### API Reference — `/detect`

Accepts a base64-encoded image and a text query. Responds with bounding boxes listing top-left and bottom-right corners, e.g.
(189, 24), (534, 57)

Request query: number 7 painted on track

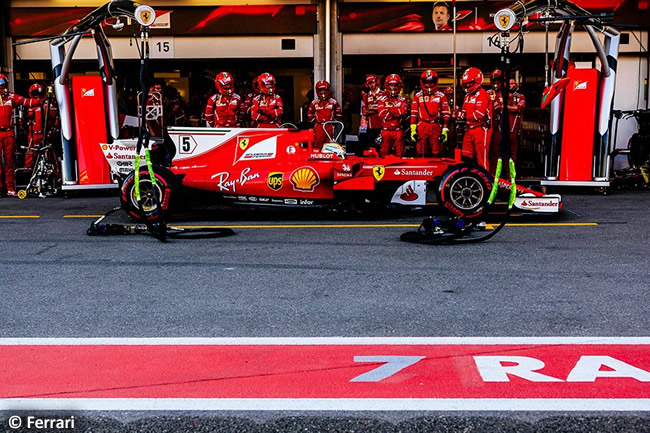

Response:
(350, 356), (426, 382)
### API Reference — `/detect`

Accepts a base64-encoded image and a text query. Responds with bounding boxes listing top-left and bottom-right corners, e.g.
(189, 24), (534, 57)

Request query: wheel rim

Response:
(449, 175), (484, 210)
(129, 178), (163, 213)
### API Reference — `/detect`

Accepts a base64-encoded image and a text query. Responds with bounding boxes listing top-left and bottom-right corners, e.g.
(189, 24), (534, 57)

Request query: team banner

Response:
(339, 0), (650, 33)
(9, 5), (317, 37)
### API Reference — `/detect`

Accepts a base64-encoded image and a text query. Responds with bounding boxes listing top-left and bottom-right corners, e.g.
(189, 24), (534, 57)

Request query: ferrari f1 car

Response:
(116, 124), (561, 221)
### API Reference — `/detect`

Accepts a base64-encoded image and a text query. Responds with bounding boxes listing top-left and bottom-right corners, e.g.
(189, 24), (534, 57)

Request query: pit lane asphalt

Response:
(1, 189), (649, 432)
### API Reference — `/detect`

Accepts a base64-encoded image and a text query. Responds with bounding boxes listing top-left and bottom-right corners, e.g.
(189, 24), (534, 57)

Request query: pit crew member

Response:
(205, 72), (243, 128)
(24, 83), (58, 170)
(145, 82), (164, 138)
(410, 70), (450, 157)
(506, 77), (526, 165)
(361, 74), (384, 153)
(460, 67), (492, 170)
(0, 73), (44, 196)
(164, 86), (189, 127)
(251, 73), (283, 128)
(377, 74), (408, 157)
(307, 80), (342, 150)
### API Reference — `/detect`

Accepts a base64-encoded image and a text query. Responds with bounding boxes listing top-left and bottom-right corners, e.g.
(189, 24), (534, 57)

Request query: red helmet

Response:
(29, 83), (45, 98)
(420, 70), (439, 94)
(462, 67), (484, 94)
(150, 83), (163, 93)
(215, 72), (235, 96)
(0, 73), (8, 93)
(365, 74), (378, 88)
(259, 72), (276, 95)
(385, 74), (402, 97)
(252, 75), (261, 93)
(489, 69), (503, 90)
(315, 80), (331, 100)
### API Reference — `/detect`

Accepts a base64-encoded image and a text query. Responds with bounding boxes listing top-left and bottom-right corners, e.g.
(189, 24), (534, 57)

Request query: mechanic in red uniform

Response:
(361, 74), (384, 153)
(0, 74), (43, 196)
(251, 73), (283, 128)
(506, 77), (526, 164)
(307, 80), (342, 150)
(460, 67), (492, 170)
(205, 72), (243, 128)
(164, 86), (189, 127)
(410, 70), (450, 157)
(23, 83), (48, 170)
(145, 83), (164, 138)
(377, 74), (408, 158)
(487, 69), (505, 173)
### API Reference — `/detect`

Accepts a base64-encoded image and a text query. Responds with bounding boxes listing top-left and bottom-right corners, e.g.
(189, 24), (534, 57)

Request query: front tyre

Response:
(120, 166), (176, 221)
(437, 165), (492, 220)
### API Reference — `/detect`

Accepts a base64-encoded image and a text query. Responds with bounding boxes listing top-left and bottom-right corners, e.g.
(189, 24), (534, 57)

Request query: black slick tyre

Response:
(437, 164), (492, 220)
(120, 166), (176, 221)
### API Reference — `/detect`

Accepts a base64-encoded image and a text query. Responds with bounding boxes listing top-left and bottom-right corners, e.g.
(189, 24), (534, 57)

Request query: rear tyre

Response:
(437, 165), (492, 220)
(120, 165), (176, 221)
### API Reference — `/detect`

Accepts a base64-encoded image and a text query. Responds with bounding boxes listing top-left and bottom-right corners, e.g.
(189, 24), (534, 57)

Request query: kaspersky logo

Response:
(81, 88), (95, 97)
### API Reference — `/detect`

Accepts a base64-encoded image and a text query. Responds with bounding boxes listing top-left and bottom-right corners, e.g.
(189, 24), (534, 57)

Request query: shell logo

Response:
(290, 167), (320, 192)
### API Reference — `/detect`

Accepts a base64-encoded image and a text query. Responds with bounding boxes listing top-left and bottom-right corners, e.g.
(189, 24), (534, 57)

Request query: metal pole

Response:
(452, 0), (457, 101)
(325, 0), (331, 83)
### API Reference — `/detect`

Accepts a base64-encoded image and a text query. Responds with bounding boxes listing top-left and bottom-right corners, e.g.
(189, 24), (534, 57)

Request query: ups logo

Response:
(267, 172), (283, 191)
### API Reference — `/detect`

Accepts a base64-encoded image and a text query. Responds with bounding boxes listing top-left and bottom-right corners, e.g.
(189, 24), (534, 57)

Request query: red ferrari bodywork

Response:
(165, 126), (457, 208)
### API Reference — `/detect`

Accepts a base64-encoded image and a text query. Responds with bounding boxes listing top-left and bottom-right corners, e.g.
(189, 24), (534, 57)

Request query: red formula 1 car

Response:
(118, 124), (560, 221)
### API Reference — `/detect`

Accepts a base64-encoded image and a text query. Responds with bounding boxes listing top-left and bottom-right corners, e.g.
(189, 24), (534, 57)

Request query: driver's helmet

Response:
(462, 67), (484, 94)
(215, 72), (235, 96)
(29, 83), (45, 99)
(385, 73), (403, 97)
(420, 69), (439, 95)
(259, 72), (276, 95)
(321, 142), (346, 159)
(315, 80), (331, 100)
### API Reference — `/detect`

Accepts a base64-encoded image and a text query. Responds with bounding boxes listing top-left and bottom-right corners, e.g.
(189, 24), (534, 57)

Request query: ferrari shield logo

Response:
(239, 138), (250, 151)
(373, 165), (385, 181)
(494, 8), (516, 31)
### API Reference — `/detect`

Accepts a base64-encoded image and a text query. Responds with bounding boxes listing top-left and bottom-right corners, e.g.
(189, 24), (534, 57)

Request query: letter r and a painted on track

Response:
(350, 355), (650, 383)
(474, 355), (650, 383)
